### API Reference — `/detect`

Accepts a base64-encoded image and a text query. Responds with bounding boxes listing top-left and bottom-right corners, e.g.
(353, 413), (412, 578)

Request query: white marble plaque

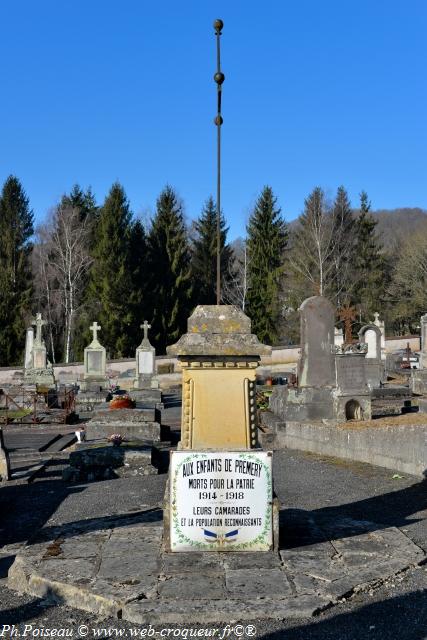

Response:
(87, 351), (103, 374)
(33, 348), (46, 369)
(138, 350), (154, 375)
(170, 451), (272, 552)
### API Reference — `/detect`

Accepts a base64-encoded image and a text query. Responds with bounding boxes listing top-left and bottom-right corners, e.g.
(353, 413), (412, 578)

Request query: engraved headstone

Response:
(299, 296), (335, 387)
(81, 322), (108, 391)
(134, 320), (157, 389)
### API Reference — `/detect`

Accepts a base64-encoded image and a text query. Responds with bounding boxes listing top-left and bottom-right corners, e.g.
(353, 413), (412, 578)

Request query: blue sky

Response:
(1, 0), (426, 239)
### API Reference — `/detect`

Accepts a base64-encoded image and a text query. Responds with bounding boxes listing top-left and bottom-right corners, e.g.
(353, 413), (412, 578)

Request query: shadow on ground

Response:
(264, 589), (427, 640)
(280, 477), (427, 550)
(0, 589), (64, 626)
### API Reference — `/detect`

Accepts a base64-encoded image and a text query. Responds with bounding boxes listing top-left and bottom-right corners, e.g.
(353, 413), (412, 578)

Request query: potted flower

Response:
(109, 394), (135, 410)
(108, 433), (124, 447)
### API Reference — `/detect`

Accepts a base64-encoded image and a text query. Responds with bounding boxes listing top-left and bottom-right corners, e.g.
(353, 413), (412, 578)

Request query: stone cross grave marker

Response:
(141, 320), (151, 344)
(89, 321), (101, 346)
(32, 313), (46, 346)
(339, 305), (357, 345)
(134, 320), (156, 387)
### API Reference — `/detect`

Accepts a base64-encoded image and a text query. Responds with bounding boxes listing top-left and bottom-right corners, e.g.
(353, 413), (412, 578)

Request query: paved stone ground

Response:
(2, 393), (427, 637)
(6, 506), (424, 623)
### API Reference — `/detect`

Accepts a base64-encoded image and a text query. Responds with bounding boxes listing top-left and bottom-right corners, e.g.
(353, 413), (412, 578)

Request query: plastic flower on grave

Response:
(108, 433), (124, 446)
(109, 394), (135, 410)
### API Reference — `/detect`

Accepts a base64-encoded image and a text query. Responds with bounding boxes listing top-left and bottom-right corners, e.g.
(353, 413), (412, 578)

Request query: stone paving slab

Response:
(8, 510), (425, 623)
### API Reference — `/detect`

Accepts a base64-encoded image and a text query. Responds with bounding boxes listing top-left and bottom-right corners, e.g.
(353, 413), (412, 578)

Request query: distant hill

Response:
(370, 208), (427, 249)
(287, 207), (427, 250)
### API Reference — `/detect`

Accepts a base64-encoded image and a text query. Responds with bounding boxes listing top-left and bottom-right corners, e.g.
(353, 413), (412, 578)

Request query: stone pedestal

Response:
(335, 351), (372, 420)
(167, 305), (271, 450)
(411, 369), (427, 395)
(164, 305), (277, 553)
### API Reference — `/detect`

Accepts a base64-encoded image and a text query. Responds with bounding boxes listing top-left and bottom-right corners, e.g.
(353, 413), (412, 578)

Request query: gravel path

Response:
(1, 397), (427, 638)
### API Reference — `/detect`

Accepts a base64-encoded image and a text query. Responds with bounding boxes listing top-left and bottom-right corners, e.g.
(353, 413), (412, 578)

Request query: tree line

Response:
(0, 175), (424, 366)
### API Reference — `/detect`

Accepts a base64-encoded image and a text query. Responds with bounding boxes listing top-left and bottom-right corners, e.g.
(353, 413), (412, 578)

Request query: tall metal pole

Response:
(213, 19), (224, 305)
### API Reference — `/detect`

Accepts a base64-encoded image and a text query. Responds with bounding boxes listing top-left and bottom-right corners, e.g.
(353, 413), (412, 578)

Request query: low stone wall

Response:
(0, 336), (422, 385)
(261, 412), (427, 478)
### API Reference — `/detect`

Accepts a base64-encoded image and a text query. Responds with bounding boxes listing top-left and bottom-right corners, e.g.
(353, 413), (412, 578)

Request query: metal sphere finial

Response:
(214, 71), (225, 85)
(213, 19), (223, 34)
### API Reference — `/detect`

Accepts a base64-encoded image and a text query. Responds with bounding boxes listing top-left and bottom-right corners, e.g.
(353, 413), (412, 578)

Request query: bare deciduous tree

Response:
(222, 238), (250, 311)
(289, 187), (357, 305)
(34, 206), (93, 363)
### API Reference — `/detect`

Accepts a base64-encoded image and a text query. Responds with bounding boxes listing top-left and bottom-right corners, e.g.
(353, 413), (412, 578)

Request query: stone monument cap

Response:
(167, 305), (271, 357)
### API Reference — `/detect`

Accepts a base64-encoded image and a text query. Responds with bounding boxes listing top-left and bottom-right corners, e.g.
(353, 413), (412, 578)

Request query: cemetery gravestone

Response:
(373, 312), (387, 362)
(270, 295), (371, 423)
(23, 314), (55, 386)
(419, 314), (427, 369)
(81, 322), (109, 391)
(411, 313), (427, 394)
(299, 296), (336, 388)
(134, 321), (158, 389)
(334, 327), (344, 347)
(358, 323), (385, 389)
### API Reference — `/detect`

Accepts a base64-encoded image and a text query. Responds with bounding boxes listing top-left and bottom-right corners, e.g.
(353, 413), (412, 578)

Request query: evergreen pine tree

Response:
(246, 186), (288, 344)
(61, 184), (98, 223)
(353, 191), (387, 320)
(127, 219), (149, 344)
(86, 183), (133, 357)
(147, 186), (193, 353)
(191, 196), (232, 304)
(0, 176), (34, 365)
(331, 185), (356, 306)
